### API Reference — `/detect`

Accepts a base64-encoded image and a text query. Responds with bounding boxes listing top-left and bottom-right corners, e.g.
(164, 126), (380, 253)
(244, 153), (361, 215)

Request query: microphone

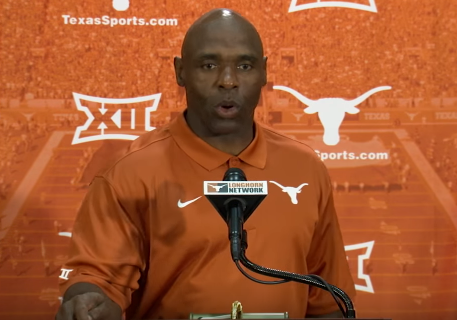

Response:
(204, 168), (356, 319)
(204, 168), (268, 261)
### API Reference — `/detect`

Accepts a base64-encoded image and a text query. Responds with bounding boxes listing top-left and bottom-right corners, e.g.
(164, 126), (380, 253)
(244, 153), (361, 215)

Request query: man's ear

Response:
(174, 57), (185, 87)
(262, 56), (268, 86)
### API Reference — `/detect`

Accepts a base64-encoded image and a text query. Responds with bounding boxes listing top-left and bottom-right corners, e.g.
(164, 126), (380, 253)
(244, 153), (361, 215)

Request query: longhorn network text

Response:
(61, 15), (178, 27)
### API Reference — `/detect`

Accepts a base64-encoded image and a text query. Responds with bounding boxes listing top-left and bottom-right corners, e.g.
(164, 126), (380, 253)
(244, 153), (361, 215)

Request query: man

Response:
(56, 8), (355, 320)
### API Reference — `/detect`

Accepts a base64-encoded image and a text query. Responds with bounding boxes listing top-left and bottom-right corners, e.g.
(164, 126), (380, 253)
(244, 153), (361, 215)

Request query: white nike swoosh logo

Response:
(177, 196), (202, 208)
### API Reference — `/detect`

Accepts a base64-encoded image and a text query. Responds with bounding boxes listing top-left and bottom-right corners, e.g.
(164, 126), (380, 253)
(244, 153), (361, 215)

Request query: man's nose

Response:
(218, 66), (239, 89)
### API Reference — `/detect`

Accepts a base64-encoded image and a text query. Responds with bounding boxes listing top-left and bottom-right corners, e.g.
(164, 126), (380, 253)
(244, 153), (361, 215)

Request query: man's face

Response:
(175, 19), (267, 136)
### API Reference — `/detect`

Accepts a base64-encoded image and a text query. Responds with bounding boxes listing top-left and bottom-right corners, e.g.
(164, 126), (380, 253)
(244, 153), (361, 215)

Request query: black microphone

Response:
(204, 168), (268, 261)
(204, 167), (356, 319)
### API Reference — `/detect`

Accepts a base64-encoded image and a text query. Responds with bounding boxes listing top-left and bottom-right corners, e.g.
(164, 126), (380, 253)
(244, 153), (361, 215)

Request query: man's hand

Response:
(55, 283), (122, 320)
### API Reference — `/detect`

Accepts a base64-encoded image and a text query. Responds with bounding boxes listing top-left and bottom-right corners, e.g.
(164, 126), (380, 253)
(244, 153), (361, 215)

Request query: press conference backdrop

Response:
(1, 0), (456, 319)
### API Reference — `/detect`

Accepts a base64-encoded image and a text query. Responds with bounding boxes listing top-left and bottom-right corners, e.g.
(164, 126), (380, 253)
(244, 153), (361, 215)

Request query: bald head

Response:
(173, 8), (267, 142)
(181, 8), (264, 59)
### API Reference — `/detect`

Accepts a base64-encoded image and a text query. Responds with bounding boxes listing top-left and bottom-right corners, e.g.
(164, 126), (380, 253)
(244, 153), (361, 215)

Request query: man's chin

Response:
(210, 119), (244, 136)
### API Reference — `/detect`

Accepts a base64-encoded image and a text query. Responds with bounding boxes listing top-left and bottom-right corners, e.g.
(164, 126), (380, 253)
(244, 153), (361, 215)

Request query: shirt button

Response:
(229, 157), (240, 168)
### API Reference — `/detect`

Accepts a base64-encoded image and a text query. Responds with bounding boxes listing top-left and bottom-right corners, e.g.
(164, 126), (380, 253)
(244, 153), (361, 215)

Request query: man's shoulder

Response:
(98, 125), (173, 178)
(127, 125), (172, 155)
(259, 123), (319, 158)
(259, 123), (331, 197)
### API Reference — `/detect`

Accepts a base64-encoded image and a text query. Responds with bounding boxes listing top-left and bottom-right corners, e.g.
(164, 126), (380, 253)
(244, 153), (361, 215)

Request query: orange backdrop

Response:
(1, 1), (457, 320)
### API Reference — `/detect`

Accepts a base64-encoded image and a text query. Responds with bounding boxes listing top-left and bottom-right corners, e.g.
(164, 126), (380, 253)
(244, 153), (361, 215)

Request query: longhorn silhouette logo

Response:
(269, 181), (309, 204)
(405, 112), (419, 121)
(291, 112), (305, 122)
(273, 85), (392, 145)
(207, 183), (227, 192)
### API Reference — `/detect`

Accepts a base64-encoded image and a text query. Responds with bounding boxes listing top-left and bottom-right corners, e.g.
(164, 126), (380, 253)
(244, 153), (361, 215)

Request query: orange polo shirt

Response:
(59, 112), (355, 319)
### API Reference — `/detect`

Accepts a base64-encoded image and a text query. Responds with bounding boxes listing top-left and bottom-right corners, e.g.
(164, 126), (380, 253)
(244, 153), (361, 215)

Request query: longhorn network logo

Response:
(289, 0), (378, 13)
(71, 92), (161, 145)
(204, 181), (268, 194)
(273, 85), (391, 145)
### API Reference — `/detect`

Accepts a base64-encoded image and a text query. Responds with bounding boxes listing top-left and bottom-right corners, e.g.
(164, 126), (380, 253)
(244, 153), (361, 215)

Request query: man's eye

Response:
(238, 64), (252, 71)
(202, 63), (217, 70)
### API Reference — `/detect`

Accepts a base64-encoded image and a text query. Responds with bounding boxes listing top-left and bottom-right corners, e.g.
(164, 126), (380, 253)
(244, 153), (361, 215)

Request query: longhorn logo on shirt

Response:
(288, 0), (378, 13)
(269, 181), (309, 204)
(273, 85), (391, 146)
(71, 92), (161, 145)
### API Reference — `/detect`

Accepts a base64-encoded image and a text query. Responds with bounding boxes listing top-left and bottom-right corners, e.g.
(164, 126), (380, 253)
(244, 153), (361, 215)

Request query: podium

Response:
(187, 301), (390, 320)
(189, 316), (389, 320)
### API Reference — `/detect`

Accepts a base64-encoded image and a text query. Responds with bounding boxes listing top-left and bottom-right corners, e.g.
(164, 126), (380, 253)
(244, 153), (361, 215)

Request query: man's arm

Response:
(58, 176), (147, 315)
(305, 161), (356, 317)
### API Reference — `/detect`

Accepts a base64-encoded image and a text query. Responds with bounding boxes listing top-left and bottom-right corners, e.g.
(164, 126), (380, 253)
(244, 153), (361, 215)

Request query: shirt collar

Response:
(169, 112), (267, 171)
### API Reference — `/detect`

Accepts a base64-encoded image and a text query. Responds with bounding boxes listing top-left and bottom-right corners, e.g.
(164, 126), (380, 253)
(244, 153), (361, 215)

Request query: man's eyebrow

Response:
(194, 53), (260, 62)
(239, 54), (259, 62)
(195, 53), (219, 60)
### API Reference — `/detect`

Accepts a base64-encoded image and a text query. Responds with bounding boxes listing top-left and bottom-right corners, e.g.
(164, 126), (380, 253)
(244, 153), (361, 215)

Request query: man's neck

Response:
(204, 132), (253, 156)
(185, 113), (254, 156)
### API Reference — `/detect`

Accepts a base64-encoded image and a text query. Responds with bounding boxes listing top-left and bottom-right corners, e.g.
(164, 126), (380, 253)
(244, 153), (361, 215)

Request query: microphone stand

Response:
(220, 167), (355, 318)
(233, 229), (356, 319)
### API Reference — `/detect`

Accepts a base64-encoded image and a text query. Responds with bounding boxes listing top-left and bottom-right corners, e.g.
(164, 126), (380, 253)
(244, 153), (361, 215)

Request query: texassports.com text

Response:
(315, 150), (389, 161)
(61, 15), (178, 27)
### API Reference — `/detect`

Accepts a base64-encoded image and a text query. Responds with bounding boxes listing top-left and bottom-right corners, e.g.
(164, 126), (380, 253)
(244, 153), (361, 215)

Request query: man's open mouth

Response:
(215, 101), (240, 118)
